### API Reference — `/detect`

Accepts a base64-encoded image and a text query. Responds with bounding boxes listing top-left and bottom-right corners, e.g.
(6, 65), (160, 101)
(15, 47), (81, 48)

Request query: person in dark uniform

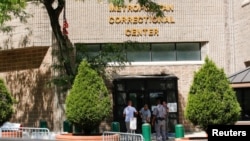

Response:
(152, 99), (167, 141)
(162, 100), (169, 140)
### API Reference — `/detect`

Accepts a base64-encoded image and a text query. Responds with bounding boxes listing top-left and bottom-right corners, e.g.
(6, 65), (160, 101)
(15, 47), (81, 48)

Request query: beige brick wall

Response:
(0, 47), (54, 130)
(232, 0), (250, 72)
(0, 2), (51, 50)
(67, 0), (231, 71)
(66, 0), (233, 131)
(0, 0), (248, 132)
(0, 2), (70, 132)
(0, 2), (57, 131)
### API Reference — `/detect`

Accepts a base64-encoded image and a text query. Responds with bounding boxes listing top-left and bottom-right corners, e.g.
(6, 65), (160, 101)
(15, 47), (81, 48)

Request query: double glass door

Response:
(113, 76), (178, 133)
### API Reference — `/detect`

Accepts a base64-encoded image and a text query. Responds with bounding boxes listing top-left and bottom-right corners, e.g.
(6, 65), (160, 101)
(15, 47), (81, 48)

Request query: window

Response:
(75, 42), (202, 62)
(126, 43), (150, 62)
(176, 43), (201, 61)
(85, 44), (100, 57)
(75, 43), (101, 62)
(152, 43), (175, 61)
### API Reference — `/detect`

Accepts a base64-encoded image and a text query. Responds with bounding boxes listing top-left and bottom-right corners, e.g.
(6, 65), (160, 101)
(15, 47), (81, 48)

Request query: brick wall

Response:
(0, 47), (49, 72)
(66, 0), (233, 132)
(67, 0), (231, 72)
(0, 2), (51, 50)
(0, 2), (57, 131)
(0, 0), (248, 132)
(0, 47), (54, 130)
(232, 0), (250, 72)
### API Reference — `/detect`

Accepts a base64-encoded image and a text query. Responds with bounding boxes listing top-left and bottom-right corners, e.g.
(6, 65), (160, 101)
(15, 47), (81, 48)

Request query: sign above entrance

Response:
(125, 28), (159, 36)
(108, 3), (175, 37)
(109, 4), (174, 12)
(109, 16), (174, 24)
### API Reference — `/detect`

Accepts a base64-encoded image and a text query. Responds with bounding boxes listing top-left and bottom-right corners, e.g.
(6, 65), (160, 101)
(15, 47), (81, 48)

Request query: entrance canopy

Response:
(228, 67), (250, 88)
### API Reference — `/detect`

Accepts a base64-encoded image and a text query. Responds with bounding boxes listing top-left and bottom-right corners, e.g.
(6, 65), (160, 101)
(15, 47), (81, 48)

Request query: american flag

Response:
(63, 19), (68, 35)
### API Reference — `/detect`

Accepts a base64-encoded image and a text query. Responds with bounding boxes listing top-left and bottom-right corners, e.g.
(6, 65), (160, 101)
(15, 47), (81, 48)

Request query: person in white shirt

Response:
(123, 100), (138, 133)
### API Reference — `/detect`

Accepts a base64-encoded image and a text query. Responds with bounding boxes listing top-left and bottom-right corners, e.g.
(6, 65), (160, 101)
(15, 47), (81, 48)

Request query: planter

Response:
(56, 133), (119, 141)
(1, 131), (23, 138)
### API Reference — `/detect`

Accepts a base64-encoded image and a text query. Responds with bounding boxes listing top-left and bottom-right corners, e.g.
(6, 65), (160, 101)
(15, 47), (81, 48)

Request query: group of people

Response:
(123, 99), (169, 141)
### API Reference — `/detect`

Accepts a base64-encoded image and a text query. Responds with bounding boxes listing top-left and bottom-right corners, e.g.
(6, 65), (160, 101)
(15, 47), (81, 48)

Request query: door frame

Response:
(112, 75), (179, 132)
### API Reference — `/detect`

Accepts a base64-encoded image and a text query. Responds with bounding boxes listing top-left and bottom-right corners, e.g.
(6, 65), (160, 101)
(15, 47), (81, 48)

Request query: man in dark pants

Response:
(162, 100), (169, 140)
(152, 99), (167, 141)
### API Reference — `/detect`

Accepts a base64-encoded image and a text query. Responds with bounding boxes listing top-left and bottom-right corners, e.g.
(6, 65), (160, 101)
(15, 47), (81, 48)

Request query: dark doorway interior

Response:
(112, 75), (178, 133)
(235, 88), (250, 120)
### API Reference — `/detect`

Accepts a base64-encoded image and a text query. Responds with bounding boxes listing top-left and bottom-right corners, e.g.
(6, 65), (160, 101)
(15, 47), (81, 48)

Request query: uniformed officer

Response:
(152, 99), (167, 141)
(162, 100), (169, 140)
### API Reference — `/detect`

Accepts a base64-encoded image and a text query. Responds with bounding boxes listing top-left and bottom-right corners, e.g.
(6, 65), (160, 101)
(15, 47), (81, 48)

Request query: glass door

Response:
(128, 91), (145, 133)
(112, 76), (178, 133)
(149, 91), (165, 111)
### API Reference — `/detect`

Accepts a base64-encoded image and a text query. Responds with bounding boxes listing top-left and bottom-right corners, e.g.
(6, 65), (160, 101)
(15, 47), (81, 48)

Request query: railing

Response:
(0, 127), (51, 140)
(102, 131), (144, 141)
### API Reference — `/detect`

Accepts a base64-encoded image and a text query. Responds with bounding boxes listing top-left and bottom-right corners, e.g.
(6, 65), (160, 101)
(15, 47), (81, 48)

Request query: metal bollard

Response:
(111, 122), (120, 132)
(175, 124), (184, 138)
(39, 120), (47, 128)
(63, 120), (72, 133)
(142, 123), (151, 141)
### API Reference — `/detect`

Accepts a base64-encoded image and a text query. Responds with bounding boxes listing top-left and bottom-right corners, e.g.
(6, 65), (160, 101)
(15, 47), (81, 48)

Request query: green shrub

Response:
(0, 78), (15, 126)
(184, 57), (241, 131)
(65, 60), (111, 134)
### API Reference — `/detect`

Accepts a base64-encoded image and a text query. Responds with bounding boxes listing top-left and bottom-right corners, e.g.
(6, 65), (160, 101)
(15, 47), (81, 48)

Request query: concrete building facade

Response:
(0, 0), (249, 132)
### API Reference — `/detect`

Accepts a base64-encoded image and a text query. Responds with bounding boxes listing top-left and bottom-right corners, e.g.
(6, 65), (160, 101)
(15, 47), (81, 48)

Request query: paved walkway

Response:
(151, 131), (207, 141)
(174, 131), (207, 141)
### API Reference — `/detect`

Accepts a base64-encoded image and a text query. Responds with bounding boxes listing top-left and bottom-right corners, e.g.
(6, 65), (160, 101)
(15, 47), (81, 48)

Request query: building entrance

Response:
(112, 75), (179, 133)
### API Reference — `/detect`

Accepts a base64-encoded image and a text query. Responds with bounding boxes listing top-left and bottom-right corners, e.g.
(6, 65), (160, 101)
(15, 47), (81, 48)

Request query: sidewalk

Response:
(151, 131), (207, 141)
(174, 131), (207, 141)
(176, 131), (207, 141)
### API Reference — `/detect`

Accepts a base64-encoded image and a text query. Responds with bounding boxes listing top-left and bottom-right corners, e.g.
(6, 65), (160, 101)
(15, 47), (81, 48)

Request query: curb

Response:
(175, 137), (207, 141)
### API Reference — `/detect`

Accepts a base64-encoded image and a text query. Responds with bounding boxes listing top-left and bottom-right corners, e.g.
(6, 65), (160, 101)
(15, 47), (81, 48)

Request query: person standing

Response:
(123, 100), (138, 133)
(139, 104), (151, 124)
(152, 99), (167, 141)
(162, 100), (169, 140)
